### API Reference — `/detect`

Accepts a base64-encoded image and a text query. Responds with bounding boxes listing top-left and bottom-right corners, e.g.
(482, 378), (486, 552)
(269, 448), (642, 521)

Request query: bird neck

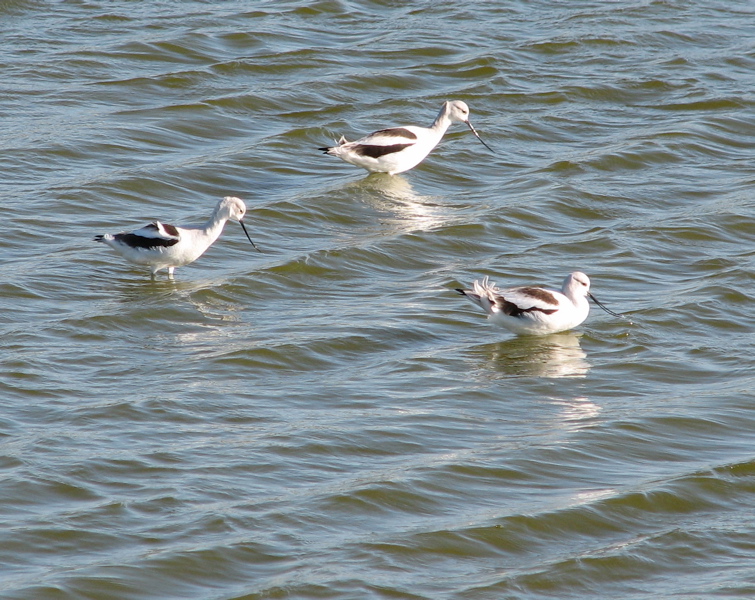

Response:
(430, 103), (454, 134)
(200, 210), (230, 242)
(566, 291), (590, 312)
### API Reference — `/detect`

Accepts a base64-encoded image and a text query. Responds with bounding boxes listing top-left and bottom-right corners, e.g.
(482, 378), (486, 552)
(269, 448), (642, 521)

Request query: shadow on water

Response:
(465, 332), (590, 380)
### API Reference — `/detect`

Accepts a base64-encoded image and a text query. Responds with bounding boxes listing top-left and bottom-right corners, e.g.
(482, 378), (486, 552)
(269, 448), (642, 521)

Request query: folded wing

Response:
(117, 221), (180, 249)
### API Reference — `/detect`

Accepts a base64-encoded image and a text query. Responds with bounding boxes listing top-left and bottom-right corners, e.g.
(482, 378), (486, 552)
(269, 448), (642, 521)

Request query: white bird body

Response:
(320, 100), (492, 175)
(95, 196), (256, 278)
(456, 272), (604, 336)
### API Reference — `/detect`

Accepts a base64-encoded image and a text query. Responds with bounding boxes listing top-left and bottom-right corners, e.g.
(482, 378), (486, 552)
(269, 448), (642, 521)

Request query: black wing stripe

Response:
(355, 143), (414, 158)
(497, 298), (558, 318)
(116, 232), (180, 249)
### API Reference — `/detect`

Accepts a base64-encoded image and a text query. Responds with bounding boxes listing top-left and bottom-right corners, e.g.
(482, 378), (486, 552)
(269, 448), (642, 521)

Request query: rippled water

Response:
(2, 1), (754, 598)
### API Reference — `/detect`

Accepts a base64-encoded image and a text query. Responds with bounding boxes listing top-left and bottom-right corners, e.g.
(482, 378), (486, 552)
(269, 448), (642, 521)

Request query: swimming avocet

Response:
(319, 100), (494, 175)
(456, 271), (621, 335)
(94, 196), (259, 278)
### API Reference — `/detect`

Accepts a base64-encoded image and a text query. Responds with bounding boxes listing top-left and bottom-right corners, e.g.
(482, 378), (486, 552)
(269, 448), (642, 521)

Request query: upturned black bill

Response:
(239, 220), (262, 253)
(465, 121), (495, 153)
(589, 293), (624, 319)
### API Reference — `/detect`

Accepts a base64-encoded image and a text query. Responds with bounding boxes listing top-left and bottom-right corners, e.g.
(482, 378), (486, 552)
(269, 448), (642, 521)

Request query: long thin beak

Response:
(465, 120), (495, 153)
(589, 292), (624, 319)
(239, 219), (262, 253)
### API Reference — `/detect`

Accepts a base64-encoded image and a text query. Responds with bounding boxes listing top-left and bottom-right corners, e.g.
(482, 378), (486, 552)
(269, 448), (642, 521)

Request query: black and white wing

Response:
(457, 277), (561, 318)
(116, 221), (181, 249)
(493, 285), (561, 317)
(322, 127), (419, 158)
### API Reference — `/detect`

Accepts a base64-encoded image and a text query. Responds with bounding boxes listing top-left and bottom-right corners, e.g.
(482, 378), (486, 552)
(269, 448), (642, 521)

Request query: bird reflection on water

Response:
(349, 173), (452, 233)
(466, 333), (590, 380)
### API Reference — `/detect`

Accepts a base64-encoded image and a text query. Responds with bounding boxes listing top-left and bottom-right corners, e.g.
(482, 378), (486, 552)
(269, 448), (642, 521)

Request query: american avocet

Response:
(94, 196), (259, 278)
(456, 271), (621, 335)
(319, 100), (494, 175)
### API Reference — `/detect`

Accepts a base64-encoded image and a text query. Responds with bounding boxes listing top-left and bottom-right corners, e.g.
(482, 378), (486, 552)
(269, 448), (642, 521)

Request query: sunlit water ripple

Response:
(1, 1), (754, 598)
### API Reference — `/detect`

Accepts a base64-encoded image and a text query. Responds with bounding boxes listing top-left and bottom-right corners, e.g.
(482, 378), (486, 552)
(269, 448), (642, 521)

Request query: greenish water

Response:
(1, 1), (754, 598)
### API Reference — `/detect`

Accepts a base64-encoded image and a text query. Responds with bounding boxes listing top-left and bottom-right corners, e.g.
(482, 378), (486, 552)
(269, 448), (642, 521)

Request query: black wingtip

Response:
(318, 147), (331, 153)
(455, 288), (467, 296)
(93, 234), (104, 242)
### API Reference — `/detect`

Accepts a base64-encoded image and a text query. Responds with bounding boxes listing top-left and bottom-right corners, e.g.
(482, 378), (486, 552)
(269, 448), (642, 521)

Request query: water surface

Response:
(1, 1), (754, 598)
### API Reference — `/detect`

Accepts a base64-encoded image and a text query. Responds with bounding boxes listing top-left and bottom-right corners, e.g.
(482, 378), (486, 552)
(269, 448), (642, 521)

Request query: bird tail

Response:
(472, 276), (498, 298)
(456, 287), (484, 309)
(318, 136), (348, 154)
(456, 276), (498, 310)
(94, 234), (105, 243)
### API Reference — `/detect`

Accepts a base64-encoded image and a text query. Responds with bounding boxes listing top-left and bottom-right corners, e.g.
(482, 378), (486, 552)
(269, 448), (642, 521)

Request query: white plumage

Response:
(320, 100), (493, 175)
(94, 196), (258, 278)
(456, 271), (620, 335)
